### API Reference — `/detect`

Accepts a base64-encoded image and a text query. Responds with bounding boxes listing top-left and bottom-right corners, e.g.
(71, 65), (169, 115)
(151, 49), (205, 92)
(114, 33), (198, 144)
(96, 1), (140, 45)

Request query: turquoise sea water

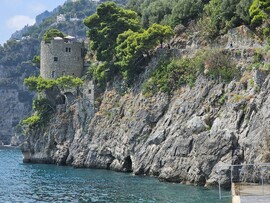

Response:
(0, 147), (230, 202)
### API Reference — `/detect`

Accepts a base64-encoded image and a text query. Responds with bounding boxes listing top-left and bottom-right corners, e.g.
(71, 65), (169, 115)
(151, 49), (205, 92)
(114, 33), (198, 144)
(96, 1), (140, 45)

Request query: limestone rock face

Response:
(21, 26), (270, 187)
(21, 72), (270, 187)
(0, 87), (32, 145)
(0, 38), (37, 145)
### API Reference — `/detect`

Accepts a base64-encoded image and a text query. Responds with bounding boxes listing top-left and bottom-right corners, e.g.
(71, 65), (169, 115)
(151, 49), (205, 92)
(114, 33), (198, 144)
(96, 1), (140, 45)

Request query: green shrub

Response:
(170, 0), (203, 26)
(251, 49), (264, 69)
(33, 98), (53, 113)
(253, 49), (264, 63)
(90, 62), (112, 88)
(143, 57), (197, 96)
(22, 98), (54, 129)
(143, 48), (240, 96)
(56, 76), (83, 88)
(22, 114), (41, 128)
(219, 94), (228, 105)
(23, 76), (82, 128)
(203, 49), (240, 82)
(115, 23), (174, 84)
(24, 76), (56, 92)
(32, 55), (40, 68)
(24, 75), (83, 92)
(231, 94), (244, 103)
(249, 78), (255, 87)
(43, 28), (64, 43)
(249, 0), (270, 27)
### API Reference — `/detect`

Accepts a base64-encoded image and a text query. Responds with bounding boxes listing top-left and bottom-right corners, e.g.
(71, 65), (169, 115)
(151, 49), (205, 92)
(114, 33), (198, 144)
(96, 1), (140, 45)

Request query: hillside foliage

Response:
(2, 0), (270, 112)
(127, 0), (255, 37)
(22, 75), (83, 128)
(84, 2), (141, 62)
(84, 0), (253, 88)
(115, 23), (173, 83)
(142, 48), (239, 96)
(22, 98), (53, 128)
(84, 2), (174, 86)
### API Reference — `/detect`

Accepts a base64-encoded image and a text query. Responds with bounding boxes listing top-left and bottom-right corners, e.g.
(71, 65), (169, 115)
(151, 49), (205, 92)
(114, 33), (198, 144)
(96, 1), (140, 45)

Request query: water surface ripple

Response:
(0, 147), (230, 202)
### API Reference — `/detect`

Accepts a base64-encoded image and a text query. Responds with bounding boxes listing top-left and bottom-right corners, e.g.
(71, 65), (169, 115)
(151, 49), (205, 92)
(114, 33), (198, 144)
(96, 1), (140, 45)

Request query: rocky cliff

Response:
(0, 87), (32, 145)
(0, 39), (37, 145)
(0, 0), (102, 145)
(21, 26), (270, 187)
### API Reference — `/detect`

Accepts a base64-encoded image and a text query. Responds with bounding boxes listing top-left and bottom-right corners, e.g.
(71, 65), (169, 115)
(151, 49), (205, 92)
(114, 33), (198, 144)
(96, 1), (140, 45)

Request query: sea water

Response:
(0, 147), (230, 202)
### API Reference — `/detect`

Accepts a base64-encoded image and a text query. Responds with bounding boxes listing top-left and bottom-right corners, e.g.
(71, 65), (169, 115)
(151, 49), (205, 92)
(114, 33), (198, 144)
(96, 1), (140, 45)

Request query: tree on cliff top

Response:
(84, 2), (174, 86)
(115, 24), (173, 83)
(248, 0), (270, 36)
(249, 0), (270, 26)
(202, 0), (253, 38)
(83, 2), (141, 62)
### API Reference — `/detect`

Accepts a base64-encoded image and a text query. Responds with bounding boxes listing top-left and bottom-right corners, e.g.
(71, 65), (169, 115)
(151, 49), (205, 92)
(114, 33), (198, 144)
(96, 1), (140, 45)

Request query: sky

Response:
(0, 0), (67, 45)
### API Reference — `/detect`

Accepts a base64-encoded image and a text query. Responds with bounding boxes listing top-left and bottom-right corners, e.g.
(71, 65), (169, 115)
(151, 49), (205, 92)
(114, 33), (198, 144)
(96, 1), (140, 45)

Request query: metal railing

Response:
(217, 163), (270, 199)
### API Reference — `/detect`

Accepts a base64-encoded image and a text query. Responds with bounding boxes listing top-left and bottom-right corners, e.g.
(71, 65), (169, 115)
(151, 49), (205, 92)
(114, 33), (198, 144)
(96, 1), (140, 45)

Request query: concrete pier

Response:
(232, 183), (270, 203)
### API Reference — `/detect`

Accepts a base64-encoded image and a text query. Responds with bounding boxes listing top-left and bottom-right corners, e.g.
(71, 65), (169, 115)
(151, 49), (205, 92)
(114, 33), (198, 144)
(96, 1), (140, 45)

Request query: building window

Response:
(54, 57), (58, 61)
(52, 71), (56, 78)
(81, 48), (83, 56)
(69, 48), (71, 52)
(66, 47), (68, 52)
(88, 89), (91, 94)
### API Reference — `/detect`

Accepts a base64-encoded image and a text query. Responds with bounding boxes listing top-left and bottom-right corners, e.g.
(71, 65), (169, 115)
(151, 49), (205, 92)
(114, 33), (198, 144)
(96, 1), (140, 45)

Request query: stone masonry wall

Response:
(40, 39), (84, 79)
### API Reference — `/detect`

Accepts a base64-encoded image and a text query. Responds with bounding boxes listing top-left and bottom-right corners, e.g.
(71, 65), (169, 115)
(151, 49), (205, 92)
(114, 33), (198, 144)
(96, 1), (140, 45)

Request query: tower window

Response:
(52, 71), (56, 78)
(81, 48), (83, 56)
(54, 57), (58, 61)
(69, 48), (71, 52)
(66, 47), (68, 52)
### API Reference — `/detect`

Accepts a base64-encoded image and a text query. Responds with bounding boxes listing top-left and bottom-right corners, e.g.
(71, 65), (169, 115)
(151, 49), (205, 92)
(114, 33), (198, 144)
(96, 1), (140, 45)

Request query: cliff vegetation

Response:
(0, 0), (122, 145)
(19, 0), (270, 188)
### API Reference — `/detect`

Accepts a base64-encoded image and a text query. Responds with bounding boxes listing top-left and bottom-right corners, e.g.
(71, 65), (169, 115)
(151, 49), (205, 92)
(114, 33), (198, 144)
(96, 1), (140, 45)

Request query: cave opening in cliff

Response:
(123, 156), (133, 172)
(64, 92), (76, 104)
(59, 95), (66, 105)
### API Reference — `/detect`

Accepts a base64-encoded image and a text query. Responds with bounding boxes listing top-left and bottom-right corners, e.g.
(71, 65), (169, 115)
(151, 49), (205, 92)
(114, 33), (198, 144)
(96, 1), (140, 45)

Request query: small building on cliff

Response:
(40, 36), (85, 79)
(40, 35), (95, 109)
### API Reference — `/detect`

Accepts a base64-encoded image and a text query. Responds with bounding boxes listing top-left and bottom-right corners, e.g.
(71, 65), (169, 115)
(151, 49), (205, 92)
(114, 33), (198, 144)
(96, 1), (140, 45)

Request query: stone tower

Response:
(40, 36), (85, 79)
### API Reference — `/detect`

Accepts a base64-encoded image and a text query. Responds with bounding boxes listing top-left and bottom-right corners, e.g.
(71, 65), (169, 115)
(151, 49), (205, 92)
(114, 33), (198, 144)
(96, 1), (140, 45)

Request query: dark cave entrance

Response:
(64, 92), (76, 104)
(59, 95), (66, 105)
(123, 156), (133, 172)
